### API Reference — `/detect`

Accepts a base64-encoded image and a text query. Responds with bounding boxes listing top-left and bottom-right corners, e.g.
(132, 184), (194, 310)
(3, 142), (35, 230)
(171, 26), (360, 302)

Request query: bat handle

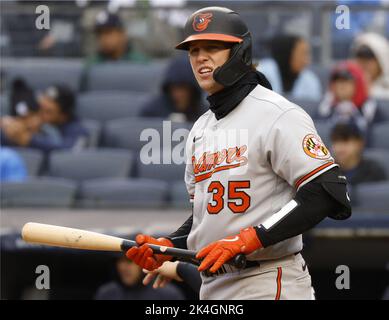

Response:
(231, 254), (246, 269)
(121, 240), (247, 269)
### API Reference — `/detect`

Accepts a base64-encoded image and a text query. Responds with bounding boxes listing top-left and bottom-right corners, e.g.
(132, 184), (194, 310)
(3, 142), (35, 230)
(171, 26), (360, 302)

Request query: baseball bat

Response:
(21, 222), (246, 269)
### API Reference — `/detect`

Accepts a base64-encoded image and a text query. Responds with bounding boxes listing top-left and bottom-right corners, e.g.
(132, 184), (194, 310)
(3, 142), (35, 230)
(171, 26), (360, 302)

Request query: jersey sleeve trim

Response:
(295, 161), (337, 189)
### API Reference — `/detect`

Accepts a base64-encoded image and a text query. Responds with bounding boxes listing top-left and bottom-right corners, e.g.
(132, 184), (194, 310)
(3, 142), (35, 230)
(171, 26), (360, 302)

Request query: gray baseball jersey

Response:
(185, 84), (337, 261)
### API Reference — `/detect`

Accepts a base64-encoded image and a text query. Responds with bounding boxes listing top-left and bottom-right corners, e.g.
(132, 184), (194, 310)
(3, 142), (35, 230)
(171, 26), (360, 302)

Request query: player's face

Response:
(188, 40), (231, 95)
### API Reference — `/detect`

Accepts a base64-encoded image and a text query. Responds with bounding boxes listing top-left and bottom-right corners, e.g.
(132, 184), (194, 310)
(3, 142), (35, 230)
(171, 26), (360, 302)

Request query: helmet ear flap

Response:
(228, 37), (252, 64)
(242, 40), (252, 65)
(213, 35), (253, 87)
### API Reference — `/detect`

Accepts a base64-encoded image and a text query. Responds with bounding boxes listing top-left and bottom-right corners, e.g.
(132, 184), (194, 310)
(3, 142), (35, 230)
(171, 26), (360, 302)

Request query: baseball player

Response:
(126, 7), (351, 300)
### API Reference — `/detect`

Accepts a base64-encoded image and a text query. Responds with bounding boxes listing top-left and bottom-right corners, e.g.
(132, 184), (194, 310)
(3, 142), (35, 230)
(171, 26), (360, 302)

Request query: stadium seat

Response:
(11, 147), (44, 176)
(78, 178), (169, 208)
(0, 94), (10, 116)
(77, 91), (148, 122)
(81, 119), (102, 148)
(313, 120), (333, 147)
(170, 181), (191, 208)
(331, 35), (354, 61)
(239, 12), (270, 58)
(355, 181), (389, 211)
(3, 59), (83, 92)
(48, 149), (133, 182)
(85, 62), (166, 92)
(137, 154), (186, 182)
(363, 149), (389, 179)
(1, 177), (77, 207)
(103, 117), (191, 151)
(371, 122), (389, 149)
(289, 97), (320, 119)
(376, 99), (389, 122)
(308, 64), (330, 92)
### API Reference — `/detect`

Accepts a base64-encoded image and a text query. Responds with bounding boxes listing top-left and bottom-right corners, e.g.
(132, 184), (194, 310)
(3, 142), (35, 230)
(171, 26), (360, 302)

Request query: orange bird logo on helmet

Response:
(192, 13), (213, 32)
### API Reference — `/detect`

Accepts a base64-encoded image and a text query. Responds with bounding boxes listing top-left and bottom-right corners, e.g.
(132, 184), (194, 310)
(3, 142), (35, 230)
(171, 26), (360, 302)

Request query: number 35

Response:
(207, 181), (251, 214)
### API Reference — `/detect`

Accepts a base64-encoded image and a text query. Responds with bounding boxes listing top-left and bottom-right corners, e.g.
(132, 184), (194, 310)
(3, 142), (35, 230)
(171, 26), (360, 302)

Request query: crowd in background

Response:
(1, 6), (389, 192)
(1, 0), (389, 301)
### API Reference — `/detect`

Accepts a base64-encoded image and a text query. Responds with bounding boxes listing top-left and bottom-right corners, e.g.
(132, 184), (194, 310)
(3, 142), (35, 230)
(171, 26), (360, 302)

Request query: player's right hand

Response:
(125, 234), (173, 271)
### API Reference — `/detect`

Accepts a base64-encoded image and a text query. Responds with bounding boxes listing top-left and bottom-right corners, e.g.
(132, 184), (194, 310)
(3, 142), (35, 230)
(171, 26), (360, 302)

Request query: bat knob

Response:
(233, 254), (246, 269)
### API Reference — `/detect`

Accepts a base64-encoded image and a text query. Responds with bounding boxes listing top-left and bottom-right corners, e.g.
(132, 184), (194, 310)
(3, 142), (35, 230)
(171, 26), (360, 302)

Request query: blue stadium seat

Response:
(11, 148), (43, 176)
(137, 154), (186, 182)
(308, 64), (330, 93)
(331, 34), (354, 60)
(48, 149), (133, 182)
(78, 178), (169, 208)
(313, 120), (333, 147)
(371, 122), (389, 149)
(376, 99), (389, 122)
(355, 181), (389, 211)
(85, 62), (166, 92)
(3, 59), (83, 92)
(289, 97), (320, 119)
(103, 117), (191, 150)
(0, 94), (10, 116)
(81, 119), (102, 148)
(170, 181), (191, 208)
(77, 91), (149, 122)
(363, 149), (389, 179)
(238, 12), (270, 58)
(1, 177), (77, 207)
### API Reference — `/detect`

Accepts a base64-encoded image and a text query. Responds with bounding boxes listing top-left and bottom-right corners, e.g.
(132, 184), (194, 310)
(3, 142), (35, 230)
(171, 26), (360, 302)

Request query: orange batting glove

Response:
(126, 234), (173, 271)
(196, 227), (262, 273)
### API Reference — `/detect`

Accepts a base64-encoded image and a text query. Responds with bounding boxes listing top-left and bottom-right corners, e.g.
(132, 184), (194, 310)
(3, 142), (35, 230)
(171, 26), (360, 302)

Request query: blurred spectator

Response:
(330, 122), (386, 186)
(1, 83), (88, 152)
(86, 11), (148, 65)
(352, 32), (389, 100)
(95, 256), (184, 300)
(1, 79), (62, 149)
(31, 84), (89, 152)
(257, 34), (322, 100)
(317, 61), (377, 136)
(330, 1), (385, 60)
(0, 147), (27, 182)
(140, 54), (204, 122)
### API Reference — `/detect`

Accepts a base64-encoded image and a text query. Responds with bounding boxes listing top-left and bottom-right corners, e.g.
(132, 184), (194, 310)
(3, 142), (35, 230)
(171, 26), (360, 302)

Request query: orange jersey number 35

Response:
(207, 180), (251, 214)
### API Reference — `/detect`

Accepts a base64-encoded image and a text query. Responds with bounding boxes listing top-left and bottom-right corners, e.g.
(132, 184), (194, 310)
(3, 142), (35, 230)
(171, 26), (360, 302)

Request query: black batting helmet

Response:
(175, 7), (252, 87)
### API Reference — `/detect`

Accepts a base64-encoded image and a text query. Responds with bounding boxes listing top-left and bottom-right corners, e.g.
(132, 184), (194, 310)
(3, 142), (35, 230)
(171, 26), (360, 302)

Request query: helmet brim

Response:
(175, 33), (243, 50)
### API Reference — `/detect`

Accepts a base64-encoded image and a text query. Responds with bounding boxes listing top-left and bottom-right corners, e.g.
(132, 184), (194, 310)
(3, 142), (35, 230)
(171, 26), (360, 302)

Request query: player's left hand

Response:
(196, 227), (262, 273)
